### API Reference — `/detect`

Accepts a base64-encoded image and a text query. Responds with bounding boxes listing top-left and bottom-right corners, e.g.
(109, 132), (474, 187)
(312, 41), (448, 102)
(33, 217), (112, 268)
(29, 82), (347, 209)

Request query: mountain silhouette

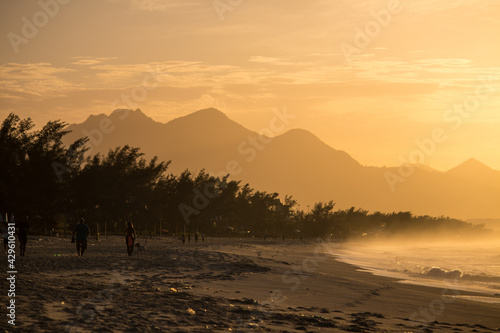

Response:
(63, 108), (500, 219)
(446, 158), (500, 190)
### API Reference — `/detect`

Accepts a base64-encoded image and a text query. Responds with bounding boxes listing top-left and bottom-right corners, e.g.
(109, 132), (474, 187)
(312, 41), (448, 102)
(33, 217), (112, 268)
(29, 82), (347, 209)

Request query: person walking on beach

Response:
(17, 216), (29, 256)
(124, 221), (136, 256)
(73, 218), (90, 256)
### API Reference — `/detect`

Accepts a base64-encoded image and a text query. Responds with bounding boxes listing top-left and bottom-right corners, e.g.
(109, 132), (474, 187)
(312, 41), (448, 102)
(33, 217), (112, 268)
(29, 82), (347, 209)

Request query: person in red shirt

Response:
(124, 221), (136, 256)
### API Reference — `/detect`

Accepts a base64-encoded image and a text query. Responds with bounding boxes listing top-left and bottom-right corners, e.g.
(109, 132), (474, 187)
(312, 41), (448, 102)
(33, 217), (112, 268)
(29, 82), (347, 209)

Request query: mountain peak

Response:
(183, 108), (228, 120)
(279, 128), (323, 142)
(109, 108), (157, 123)
(275, 128), (361, 168)
(166, 108), (231, 127)
(448, 158), (493, 173)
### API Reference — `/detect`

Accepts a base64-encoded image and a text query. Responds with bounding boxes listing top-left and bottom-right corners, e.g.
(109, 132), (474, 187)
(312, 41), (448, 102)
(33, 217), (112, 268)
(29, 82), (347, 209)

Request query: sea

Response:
(333, 240), (500, 303)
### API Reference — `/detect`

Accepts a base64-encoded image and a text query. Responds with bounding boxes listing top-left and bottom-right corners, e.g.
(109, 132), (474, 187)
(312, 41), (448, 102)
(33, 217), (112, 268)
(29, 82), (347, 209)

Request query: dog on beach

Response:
(135, 242), (146, 255)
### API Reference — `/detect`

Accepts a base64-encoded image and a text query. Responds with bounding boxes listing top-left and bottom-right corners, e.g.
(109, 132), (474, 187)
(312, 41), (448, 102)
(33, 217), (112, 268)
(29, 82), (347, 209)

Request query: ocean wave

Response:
(424, 267), (463, 279)
(462, 274), (500, 284)
(415, 267), (500, 284)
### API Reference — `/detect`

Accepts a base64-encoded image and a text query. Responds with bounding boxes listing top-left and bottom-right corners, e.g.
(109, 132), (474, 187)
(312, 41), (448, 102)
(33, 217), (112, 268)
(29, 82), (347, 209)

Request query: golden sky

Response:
(1, 0), (499, 170)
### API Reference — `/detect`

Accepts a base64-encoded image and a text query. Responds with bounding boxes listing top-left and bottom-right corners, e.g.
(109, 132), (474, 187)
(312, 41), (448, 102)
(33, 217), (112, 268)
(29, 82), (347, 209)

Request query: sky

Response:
(0, 0), (499, 171)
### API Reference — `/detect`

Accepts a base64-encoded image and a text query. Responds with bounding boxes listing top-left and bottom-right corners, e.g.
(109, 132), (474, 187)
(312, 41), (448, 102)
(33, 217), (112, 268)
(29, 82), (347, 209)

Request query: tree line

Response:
(0, 113), (490, 240)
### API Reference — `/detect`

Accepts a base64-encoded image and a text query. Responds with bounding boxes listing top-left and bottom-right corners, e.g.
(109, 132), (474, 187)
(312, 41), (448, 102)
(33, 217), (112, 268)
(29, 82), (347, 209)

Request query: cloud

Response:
(106, 0), (199, 11)
(70, 57), (118, 66)
(415, 59), (473, 67)
(249, 56), (282, 64)
(248, 56), (312, 67)
(0, 63), (79, 96)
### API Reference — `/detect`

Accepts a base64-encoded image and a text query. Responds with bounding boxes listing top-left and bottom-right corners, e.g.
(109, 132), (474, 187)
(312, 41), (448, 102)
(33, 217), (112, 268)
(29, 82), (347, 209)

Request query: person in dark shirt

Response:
(17, 216), (29, 256)
(73, 218), (90, 256)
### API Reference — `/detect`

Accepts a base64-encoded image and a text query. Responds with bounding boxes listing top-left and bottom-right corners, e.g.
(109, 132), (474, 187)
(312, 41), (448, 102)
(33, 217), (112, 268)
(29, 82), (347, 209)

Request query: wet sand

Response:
(1, 236), (499, 332)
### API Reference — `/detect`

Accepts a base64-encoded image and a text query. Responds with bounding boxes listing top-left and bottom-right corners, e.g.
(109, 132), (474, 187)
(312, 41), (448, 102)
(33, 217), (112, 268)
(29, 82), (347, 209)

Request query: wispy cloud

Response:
(0, 63), (79, 96)
(106, 0), (199, 11)
(1, 56), (496, 101)
(70, 57), (118, 66)
(248, 56), (312, 67)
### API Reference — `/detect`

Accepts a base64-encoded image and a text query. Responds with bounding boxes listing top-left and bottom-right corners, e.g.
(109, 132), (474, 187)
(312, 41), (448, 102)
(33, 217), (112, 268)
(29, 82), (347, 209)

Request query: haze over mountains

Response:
(63, 108), (500, 220)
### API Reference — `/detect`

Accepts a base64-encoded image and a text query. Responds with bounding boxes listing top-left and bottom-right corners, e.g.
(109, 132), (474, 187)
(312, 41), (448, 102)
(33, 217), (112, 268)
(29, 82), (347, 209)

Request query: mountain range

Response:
(63, 108), (500, 220)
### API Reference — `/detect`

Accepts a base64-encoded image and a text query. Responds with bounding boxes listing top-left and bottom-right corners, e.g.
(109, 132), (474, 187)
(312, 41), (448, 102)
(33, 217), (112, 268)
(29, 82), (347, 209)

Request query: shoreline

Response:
(202, 238), (500, 330)
(331, 241), (500, 301)
(2, 236), (499, 332)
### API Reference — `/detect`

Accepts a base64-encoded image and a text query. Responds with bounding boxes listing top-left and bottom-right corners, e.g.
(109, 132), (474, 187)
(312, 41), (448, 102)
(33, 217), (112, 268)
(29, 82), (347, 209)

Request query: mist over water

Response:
(334, 239), (500, 299)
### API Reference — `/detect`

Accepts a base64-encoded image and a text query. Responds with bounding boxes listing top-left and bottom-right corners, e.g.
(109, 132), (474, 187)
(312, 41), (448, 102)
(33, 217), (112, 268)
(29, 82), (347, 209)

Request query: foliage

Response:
(0, 113), (491, 240)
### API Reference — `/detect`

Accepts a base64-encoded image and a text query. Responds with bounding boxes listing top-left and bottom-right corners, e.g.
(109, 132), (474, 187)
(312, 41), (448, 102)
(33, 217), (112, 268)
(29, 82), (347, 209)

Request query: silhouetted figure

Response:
(181, 234), (186, 244)
(188, 233), (191, 243)
(1, 221), (8, 253)
(124, 221), (136, 256)
(17, 217), (29, 256)
(201, 234), (205, 243)
(282, 234), (285, 242)
(195, 233), (198, 243)
(73, 218), (90, 256)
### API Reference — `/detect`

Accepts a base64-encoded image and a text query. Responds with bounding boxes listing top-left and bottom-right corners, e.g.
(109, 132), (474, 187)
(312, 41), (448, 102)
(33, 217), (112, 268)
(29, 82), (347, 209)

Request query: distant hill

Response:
(63, 108), (500, 219)
(446, 158), (500, 190)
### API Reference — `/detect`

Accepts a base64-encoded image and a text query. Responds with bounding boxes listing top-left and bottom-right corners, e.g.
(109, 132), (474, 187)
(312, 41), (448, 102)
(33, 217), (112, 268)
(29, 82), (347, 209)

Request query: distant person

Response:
(17, 216), (29, 256)
(124, 221), (136, 256)
(1, 221), (8, 253)
(194, 233), (198, 243)
(73, 218), (90, 256)
(187, 233), (191, 243)
(201, 234), (204, 243)
(181, 233), (186, 244)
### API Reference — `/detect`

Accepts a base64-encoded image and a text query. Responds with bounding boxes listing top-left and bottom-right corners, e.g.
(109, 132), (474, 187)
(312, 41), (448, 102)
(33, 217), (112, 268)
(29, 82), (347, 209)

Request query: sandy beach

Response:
(2, 236), (500, 332)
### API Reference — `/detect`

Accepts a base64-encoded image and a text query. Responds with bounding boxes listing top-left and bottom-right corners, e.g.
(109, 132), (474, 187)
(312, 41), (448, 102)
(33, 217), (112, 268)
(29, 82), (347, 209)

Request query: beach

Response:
(2, 236), (500, 332)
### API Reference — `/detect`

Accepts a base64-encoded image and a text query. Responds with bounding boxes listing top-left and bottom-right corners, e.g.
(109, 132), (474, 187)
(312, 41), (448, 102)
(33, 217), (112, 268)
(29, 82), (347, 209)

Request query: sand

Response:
(1, 236), (500, 332)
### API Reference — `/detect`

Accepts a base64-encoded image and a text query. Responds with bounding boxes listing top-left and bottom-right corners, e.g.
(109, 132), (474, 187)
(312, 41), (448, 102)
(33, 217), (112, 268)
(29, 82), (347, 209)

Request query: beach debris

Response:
(229, 298), (259, 306)
(187, 308), (196, 315)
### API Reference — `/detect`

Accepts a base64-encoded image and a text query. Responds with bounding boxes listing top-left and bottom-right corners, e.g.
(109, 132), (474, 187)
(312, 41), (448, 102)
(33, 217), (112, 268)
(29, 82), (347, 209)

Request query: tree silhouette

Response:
(0, 113), (492, 240)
